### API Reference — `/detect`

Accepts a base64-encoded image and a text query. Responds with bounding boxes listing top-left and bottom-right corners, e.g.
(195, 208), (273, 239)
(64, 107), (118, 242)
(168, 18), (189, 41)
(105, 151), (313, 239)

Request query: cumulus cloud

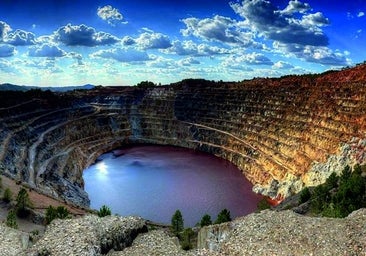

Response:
(166, 40), (230, 56)
(135, 32), (172, 49)
(122, 36), (136, 46)
(6, 29), (36, 45)
(181, 15), (239, 43)
(97, 5), (126, 25)
(230, 0), (329, 46)
(69, 52), (84, 65)
(0, 44), (16, 57)
(240, 52), (273, 65)
(28, 44), (66, 57)
(222, 52), (273, 67)
(180, 15), (258, 47)
(272, 61), (294, 69)
(147, 56), (176, 69)
(91, 48), (151, 62)
(301, 12), (329, 26)
(281, 0), (311, 15)
(358, 11), (365, 18)
(55, 24), (119, 46)
(273, 42), (350, 66)
(178, 57), (200, 66)
(0, 21), (11, 41)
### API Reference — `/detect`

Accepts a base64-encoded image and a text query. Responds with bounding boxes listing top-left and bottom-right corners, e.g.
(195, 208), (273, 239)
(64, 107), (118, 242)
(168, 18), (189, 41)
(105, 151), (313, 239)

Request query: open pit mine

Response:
(1, 64), (366, 208)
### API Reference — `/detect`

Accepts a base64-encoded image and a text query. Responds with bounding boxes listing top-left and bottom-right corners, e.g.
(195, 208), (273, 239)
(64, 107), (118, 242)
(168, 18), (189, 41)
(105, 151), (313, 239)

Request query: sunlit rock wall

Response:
(1, 66), (366, 206)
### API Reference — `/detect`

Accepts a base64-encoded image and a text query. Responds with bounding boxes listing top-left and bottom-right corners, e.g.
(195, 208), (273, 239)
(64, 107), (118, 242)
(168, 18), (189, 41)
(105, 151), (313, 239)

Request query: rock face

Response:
(197, 209), (366, 255)
(25, 215), (147, 256)
(0, 66), (366, 205)
(0, 224), (29, 256)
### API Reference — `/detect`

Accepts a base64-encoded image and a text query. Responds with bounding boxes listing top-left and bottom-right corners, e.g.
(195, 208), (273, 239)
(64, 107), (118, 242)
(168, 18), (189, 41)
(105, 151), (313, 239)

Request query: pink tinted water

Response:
(83, 145), (262, 226)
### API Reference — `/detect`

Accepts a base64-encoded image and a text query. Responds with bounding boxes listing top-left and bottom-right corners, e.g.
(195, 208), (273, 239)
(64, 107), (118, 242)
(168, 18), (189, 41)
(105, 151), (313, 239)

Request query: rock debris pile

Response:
(0, 209), (365, 255)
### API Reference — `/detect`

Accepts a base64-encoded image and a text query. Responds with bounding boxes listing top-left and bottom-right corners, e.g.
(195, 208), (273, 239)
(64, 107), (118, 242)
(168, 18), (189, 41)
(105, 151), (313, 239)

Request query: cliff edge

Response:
(0, 64), (366, 205)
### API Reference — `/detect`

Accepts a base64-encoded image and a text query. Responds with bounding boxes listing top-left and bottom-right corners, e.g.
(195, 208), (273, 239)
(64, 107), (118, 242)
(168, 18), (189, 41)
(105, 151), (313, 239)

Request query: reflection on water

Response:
(83, 145), (262, 226)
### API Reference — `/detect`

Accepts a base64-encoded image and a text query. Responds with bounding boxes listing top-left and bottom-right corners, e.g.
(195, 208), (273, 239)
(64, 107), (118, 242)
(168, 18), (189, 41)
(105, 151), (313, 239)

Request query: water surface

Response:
(83, 145), (262, 226)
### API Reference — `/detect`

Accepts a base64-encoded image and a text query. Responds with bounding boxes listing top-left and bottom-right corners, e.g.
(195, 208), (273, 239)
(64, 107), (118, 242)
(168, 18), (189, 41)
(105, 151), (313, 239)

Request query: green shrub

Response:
(45, 205), (70, 224)
(3, 188), (12, 203)
(6, 210), (18, 229)
(309, 165), (366, 218)
(299, 187), (311, 204)
(257, 198), (271, 212)
(171, 210), (184, 235)
(98, 205), (112, 217)
(199, 214), (212, 227)
(215, 209), (231, 224)
(56, 206), (70, 219)
(181, 228), (194, 250)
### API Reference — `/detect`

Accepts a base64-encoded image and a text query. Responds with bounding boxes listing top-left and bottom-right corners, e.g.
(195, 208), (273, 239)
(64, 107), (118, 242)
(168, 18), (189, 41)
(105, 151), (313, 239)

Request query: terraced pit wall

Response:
(0, 73), (366, 207)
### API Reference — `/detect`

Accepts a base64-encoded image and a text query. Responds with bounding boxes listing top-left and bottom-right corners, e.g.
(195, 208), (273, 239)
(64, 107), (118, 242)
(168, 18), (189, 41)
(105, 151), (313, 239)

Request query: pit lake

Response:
(83, 145), (262, 226)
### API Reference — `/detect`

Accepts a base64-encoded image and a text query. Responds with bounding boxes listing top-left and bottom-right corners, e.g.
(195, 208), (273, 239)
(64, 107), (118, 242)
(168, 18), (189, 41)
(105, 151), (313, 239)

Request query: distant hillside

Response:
(0, 83), (95, 92)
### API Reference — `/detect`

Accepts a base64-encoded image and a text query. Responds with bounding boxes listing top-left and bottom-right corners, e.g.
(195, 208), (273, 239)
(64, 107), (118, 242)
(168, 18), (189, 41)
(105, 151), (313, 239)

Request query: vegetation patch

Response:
(301, 165), (366, 218)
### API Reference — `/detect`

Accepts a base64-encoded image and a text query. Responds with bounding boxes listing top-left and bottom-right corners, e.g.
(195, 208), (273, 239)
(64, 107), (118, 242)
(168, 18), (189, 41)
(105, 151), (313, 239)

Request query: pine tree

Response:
(199, 214), (212, 227)
(15, 188), (32, 218)
(3, 188), (12, 203)
(98, 205), (112, 217)
(215, 209), (231, 224)
(6, 210), (18, 229)
(171, 210), (184, 235)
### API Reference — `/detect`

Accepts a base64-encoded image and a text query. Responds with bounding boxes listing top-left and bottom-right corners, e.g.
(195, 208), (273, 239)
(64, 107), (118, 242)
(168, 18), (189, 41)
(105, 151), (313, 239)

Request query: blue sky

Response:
(0, 0), (365, 86)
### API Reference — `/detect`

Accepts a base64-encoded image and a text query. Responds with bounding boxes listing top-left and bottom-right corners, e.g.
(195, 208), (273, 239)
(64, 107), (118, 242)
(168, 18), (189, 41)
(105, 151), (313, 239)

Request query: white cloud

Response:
(221, 52), (273, 67)
(69, 52), (84, 65)
(273, 61), (294, 69)
(301, 12), (329, 26)
(122, 36), (136, 46)
(0, 21), (11, 41)
(180, 15), (256, 47)
(281, 0), (311, 15)
(181, 15), (238, 43)
(358, 11), (365, 18)
(230, 0), (329, 46)
(165, 40), (230, 56)
(55, 24), (119, 46)
(146, 56), (176, 69)
(0, 44), (16, 57)
(97, 5), (126, 25)
(6, 29), (36, 45)
(273, 41), (350, 66)
(28, 44), (66, 57)
(91, 48), (152, 62)
(135, 32), (172, 49)
(178, 57), (200, 66)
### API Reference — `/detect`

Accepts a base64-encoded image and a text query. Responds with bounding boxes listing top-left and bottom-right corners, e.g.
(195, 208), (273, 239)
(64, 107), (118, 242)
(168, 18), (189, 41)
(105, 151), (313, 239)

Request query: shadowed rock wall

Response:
(1, 66), (366, 206)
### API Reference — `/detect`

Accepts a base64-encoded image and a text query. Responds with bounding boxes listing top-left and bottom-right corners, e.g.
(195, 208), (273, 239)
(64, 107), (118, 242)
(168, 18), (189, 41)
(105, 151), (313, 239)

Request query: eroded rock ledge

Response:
(1, 65), (366, 205)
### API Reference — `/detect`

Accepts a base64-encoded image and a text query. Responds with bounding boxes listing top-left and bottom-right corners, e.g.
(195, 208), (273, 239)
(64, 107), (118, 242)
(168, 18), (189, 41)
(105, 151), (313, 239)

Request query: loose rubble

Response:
(0, 209), (365, 255)
(24, 215), (147, 256)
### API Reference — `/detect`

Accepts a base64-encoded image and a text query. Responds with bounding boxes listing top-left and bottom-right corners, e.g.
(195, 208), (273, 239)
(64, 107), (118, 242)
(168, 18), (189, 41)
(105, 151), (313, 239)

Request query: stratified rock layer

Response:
(0, 65), (366, 205)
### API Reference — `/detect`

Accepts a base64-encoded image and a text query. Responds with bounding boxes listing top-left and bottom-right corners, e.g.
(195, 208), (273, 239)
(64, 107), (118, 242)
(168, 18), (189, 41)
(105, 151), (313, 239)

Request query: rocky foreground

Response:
(1, 209), (365, 256)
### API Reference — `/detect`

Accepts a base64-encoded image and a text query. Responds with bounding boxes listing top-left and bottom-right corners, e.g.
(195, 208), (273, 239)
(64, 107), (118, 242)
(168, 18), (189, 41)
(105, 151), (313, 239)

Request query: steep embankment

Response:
(0, 66), (366, 206)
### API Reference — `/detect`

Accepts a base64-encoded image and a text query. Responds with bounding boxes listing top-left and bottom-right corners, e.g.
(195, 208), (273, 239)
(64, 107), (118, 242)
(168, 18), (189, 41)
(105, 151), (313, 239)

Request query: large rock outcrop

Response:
(0, 65), (366, 206)
(25, 215), (147, 256)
